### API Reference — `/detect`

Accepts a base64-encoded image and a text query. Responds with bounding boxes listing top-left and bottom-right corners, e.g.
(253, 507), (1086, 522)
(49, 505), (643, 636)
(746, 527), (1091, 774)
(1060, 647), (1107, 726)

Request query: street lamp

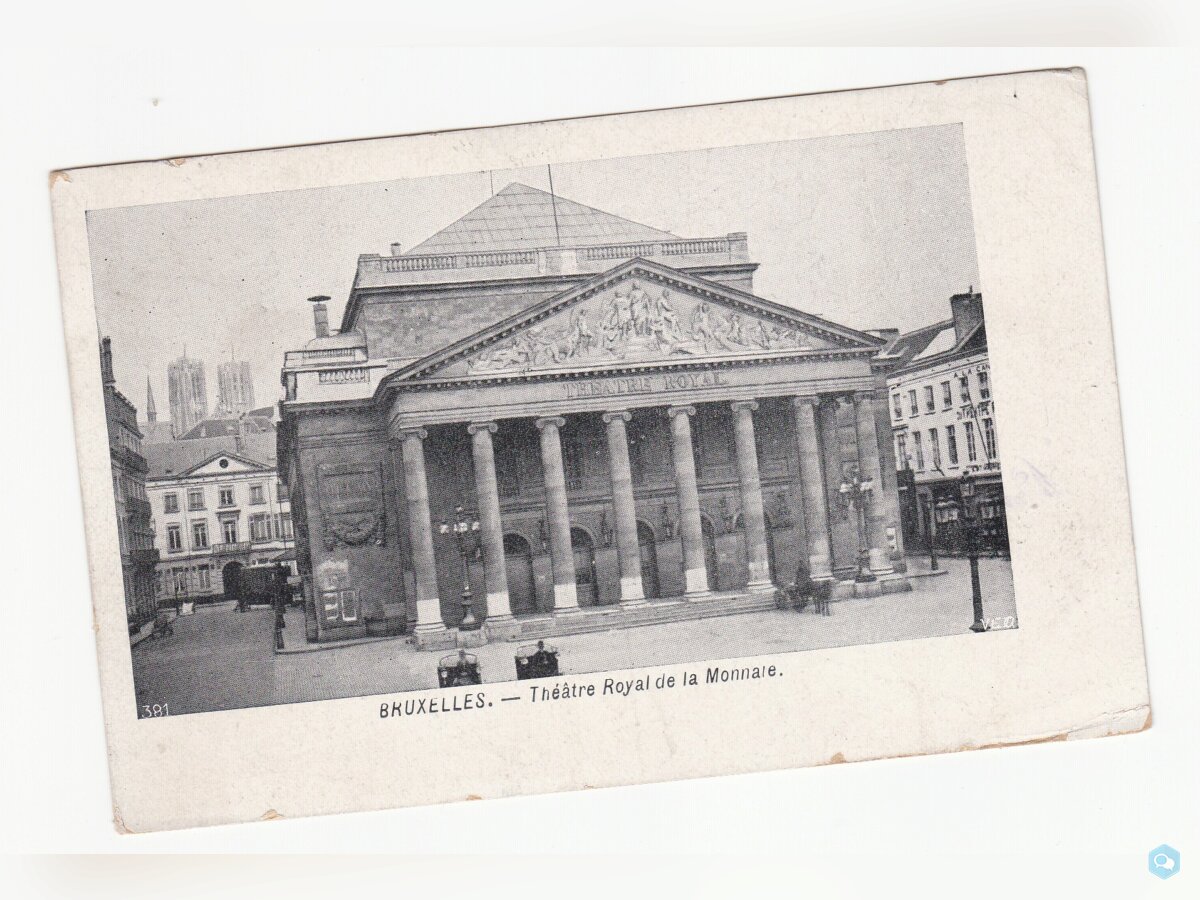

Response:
(959, 470), (987, 633)
(838, 464), (876, 583)
(439, 505), (482, 631)
(926, 494), (939, 572)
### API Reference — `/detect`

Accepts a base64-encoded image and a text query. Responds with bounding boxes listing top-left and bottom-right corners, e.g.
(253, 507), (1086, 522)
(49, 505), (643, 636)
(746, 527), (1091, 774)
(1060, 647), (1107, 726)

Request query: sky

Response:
(87, 123), (980, 424)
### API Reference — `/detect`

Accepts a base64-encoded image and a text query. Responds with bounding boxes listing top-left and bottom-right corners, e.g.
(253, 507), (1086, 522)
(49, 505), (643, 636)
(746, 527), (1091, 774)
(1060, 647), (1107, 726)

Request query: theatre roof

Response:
(404, 182), (678, 255)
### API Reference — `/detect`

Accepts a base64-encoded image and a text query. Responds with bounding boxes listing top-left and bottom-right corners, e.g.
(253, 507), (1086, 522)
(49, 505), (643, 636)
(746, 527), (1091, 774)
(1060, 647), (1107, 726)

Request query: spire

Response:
(146, 376), (157, 423)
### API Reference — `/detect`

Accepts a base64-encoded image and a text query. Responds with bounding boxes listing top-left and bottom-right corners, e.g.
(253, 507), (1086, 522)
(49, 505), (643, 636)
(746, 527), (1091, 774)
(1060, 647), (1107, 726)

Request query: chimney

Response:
(390, 243), (404, 257)
(235, 412), (246, 453)
(307, 295), (331, 338)
(950, 286), (984, 342)
(99, 337), (115, 386)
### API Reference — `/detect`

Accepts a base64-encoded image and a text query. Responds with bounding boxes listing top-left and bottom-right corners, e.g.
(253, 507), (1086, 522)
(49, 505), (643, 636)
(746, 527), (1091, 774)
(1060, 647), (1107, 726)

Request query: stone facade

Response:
(279, 186), (912, 645)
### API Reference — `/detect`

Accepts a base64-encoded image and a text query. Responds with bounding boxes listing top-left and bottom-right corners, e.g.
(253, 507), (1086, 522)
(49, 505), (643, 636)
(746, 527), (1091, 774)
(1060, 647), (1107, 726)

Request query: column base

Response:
(619, 575), (645, 605)
(413, 625), (457, 651)
(553, 582), (580, 612)
(746, 579), (776, 594)
(485, 616), (522, 642)
(485, 590), (513, 621)
(683, 567), (711, 598)
(869, 548), (894, 577)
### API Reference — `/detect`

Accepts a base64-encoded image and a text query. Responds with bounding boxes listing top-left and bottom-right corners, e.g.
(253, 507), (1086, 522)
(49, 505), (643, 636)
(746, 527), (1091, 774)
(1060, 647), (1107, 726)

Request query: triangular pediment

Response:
(185, 452), (270, 477)
(389, 259), (884, 385)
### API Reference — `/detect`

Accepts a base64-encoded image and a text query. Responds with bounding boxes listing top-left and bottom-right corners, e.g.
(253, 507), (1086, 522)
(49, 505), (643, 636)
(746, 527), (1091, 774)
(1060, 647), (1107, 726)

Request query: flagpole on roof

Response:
(547, 164), (561, 247)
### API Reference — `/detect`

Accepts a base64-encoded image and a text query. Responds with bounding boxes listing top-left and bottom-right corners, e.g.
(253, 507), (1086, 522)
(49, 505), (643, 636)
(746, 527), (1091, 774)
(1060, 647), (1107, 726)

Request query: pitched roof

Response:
(144, 431), (277, 480)
(404, 182), (678, 255)
(140, 421), (176, 445)
(176, 415), (274, 441)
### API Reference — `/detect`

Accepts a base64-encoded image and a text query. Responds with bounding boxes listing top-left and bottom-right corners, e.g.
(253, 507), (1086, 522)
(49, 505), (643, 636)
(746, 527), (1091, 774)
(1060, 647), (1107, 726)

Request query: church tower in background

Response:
(216, 358), (255, 417)
(167, 352), (208, 438)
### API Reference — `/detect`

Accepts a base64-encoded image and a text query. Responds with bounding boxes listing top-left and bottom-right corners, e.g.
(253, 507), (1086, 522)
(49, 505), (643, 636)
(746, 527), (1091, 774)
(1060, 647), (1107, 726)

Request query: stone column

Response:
(668, 405), (710, 596)
(602, 411), (645, 605)
(791, 396), (833, 579)
(397, 427), (445, 633)
(468, 421), (511, 621)
(731, 400), (774, 591)
(853, 391), (894, 575)
(535, 416), (578, 612)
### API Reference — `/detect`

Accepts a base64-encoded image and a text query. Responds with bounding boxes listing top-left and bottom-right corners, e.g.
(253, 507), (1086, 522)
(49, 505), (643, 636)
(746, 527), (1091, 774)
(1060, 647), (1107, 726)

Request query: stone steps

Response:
(499, 591), (779, 642)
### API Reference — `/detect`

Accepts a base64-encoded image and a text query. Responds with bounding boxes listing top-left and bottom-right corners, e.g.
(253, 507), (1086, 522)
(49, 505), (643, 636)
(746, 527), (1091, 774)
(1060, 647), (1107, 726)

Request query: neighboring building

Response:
(100, 338), (159, 630)
(168, 353), (209, 438)
(175, 406), (275, 441)
(885, 290), (1007, 554)
(144, 427), (295, 605)
(279, 182), (911, 647)
(141, 376), (175, 444)
(216, 358), (256, 416)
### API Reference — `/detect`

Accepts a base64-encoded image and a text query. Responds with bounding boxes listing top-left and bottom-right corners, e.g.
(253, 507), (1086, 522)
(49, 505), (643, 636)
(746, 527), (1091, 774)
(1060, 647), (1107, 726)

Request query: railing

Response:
(578, 242), (662, 261)
(212, 541), (252, 556)
(359, 236), (739, 278)
(283, 346), (367, 367)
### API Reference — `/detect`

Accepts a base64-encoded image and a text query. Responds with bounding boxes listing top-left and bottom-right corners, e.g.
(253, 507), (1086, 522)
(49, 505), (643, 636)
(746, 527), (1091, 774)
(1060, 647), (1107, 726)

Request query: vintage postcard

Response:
(51, 68), (1149, 832)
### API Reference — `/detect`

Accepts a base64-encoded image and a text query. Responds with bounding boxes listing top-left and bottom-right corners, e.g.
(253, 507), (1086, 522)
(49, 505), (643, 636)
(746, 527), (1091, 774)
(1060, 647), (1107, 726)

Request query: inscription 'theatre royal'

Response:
(564, 370), (729, 400)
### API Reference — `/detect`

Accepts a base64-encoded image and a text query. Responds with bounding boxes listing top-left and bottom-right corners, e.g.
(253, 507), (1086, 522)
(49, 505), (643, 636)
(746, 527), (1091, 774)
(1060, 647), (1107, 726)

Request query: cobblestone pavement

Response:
(131, 557), (1016, 715)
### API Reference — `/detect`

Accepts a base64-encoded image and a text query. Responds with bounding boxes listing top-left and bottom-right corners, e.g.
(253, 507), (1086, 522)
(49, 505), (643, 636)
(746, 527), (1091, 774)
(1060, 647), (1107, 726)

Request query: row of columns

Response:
(396, 392), (893, 632)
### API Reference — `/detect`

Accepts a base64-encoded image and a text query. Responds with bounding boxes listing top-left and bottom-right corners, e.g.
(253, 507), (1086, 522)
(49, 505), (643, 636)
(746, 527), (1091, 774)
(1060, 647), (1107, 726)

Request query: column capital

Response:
(731, 399), (760, 414)
(395, 426), (429, 442)
(667, 404), (696, 419)
(535, 415), (566, 431)
(467, 421), (498, 435)
(601, 410), (631, 425)
(790, 394), (821, 410)
(852, 389), (879, 405)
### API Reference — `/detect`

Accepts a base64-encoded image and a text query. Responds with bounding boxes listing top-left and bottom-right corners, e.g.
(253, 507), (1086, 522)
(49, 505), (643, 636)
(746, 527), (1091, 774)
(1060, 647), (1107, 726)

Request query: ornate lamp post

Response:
(926, 494), (939, 572)
(439, 505), (482, 631)
(959, 471), (987, 633)
(839, 464), (876, 583)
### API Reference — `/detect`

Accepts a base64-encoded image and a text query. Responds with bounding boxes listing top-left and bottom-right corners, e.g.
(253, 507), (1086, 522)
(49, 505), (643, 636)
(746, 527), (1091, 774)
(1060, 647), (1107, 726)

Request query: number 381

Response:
(140, 703), (170, 718)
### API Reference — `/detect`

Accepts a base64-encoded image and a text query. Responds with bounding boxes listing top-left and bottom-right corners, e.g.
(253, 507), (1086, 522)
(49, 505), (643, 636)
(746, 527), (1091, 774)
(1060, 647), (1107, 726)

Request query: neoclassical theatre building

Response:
(279, 184), (911, 647)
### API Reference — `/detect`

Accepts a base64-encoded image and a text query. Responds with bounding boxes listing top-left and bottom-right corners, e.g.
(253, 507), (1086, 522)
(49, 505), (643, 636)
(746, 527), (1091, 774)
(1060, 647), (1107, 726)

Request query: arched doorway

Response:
(637, 520), (660, 599)
(221, 561), (244, 604)
(570, 526), (598, 606)
(699, 516), (719, 591)
(503, 533), (537, 616)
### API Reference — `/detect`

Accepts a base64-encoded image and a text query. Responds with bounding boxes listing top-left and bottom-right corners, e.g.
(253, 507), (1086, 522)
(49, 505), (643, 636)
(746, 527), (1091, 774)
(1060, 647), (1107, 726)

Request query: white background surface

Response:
(1, 19), (1197, 900)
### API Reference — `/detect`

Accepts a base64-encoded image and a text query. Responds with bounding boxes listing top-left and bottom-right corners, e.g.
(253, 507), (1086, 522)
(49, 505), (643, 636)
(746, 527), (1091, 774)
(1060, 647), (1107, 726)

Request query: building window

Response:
(941, 381), (952, 409)
(222, 519), (239, 544)
(929, 428), (941, 469)
(191, 520), (208, 550)
(163, 493), (179, 514)
(907, 389), (918, 417)
(249, 484), (265, 505)
(187, 489), (205, 511)
(959, 374), (972, 404)
(978, 370), (991, 400)
(982, 417), (998, 460)
(273, 513), (294, 540)
(249, 513), (272, 543)
(197, 565), (211, 590)
(895, 433), (908, 470)
(923, 386), (935, 413)
(964, 421), (978, 462)
(892, 394), (903, 420)
(946, 425), (959, 466)
(172, 567), (189, 594)
(167, 524), (182, 551)
(912, 431), (925, 470)
(218, 486), (235, 507)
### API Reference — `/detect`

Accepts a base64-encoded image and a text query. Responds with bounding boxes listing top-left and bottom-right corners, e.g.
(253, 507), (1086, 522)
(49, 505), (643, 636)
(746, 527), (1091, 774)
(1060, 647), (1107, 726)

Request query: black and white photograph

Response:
(46, 65), (1155, 838)
(90, 124), (1016, 717)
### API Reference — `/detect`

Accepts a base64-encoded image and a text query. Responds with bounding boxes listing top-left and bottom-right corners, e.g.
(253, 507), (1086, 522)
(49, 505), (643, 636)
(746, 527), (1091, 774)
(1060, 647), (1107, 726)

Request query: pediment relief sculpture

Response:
(461, 281), (831, 375)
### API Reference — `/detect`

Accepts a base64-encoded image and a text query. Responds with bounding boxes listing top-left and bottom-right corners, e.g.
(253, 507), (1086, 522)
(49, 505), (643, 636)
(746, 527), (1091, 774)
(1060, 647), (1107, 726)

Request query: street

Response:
(132, 556), (1016, 716)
